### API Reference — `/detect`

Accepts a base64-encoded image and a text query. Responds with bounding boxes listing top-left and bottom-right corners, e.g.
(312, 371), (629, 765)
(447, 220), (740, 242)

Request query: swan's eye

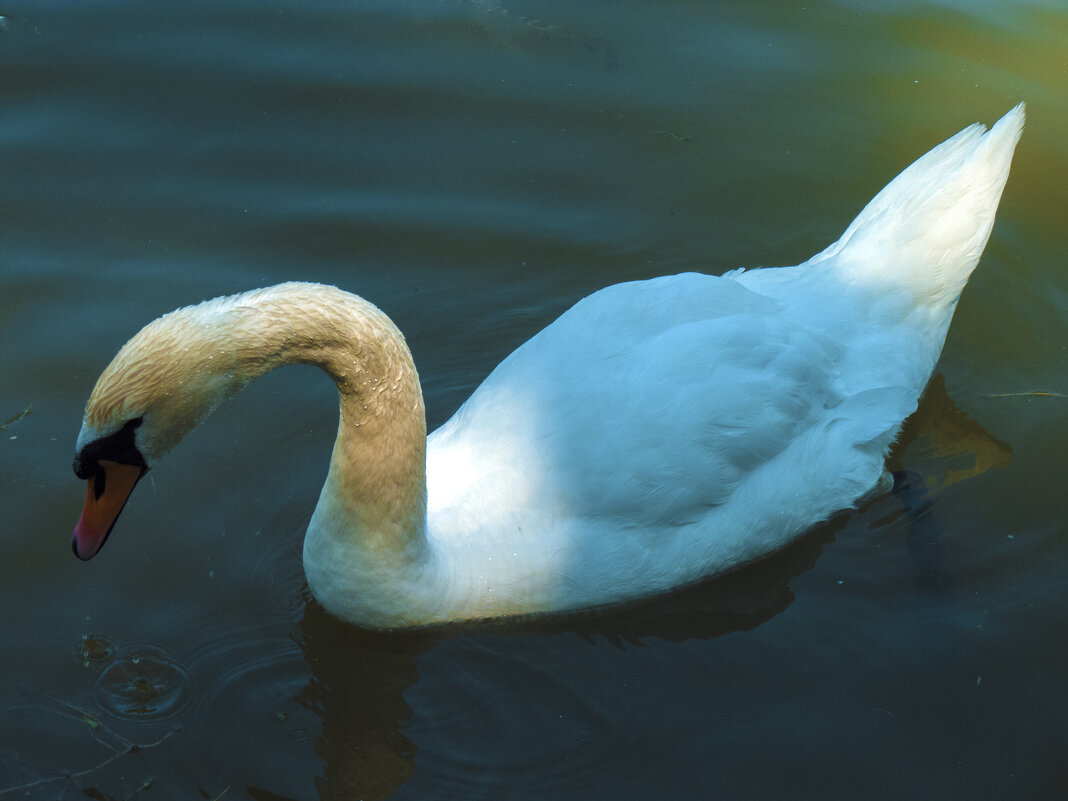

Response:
(73, 417), (147, 480)
(92, 467), (107, 501)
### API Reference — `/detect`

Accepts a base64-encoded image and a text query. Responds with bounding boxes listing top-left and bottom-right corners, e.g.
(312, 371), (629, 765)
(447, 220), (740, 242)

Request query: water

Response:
(2, 1), (1066, 799)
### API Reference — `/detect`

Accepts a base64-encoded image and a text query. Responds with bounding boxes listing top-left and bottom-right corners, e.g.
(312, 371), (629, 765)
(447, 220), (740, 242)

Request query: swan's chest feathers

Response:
(421, 272), (918, 613)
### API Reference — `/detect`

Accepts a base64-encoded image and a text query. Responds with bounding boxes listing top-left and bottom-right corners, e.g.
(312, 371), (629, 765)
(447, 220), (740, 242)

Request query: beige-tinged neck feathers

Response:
(83, 283), (423, 452)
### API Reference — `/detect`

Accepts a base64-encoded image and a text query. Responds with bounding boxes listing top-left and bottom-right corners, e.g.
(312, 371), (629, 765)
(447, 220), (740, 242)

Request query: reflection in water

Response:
(294, 608), (435, 801)
(290, 372), (1013, 800)
(289, 515), (847, 799)
(887, 373), (1012, 492)
(290, 521), (833, 799)
(880, 373), (1013, 597)
(891, 470), (952, 597)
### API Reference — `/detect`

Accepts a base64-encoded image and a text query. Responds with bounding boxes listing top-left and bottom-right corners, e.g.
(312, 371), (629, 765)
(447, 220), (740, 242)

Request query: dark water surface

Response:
(2, 1), (1067, 799)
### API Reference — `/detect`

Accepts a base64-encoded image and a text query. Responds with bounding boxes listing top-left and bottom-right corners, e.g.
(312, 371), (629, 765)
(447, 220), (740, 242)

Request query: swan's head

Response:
(72, 302), (248, 560)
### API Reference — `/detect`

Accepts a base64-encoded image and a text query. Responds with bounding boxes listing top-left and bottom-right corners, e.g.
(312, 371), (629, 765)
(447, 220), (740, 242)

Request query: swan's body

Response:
(73, 106), (1024, 628)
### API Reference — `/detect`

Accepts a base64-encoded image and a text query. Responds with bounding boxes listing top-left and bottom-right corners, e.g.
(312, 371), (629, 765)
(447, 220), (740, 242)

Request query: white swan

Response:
(72, 105), (1024, 628)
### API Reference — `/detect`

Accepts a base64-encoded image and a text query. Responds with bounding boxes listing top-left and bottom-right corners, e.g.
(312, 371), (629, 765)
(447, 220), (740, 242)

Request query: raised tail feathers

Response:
(811, 104), (1025, 307)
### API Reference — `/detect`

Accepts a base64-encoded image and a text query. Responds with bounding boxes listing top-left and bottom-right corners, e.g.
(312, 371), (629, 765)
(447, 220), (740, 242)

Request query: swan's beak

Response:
(73, 460), (144, 560)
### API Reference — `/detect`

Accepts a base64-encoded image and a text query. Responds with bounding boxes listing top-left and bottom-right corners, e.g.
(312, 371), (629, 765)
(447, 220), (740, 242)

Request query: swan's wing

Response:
(427, 273), (900, 542)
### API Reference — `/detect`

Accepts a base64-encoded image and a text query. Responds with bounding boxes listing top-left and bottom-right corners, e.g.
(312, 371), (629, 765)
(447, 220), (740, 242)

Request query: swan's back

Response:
(426, 272), (905, 606)
(425, 107), (1023, 614)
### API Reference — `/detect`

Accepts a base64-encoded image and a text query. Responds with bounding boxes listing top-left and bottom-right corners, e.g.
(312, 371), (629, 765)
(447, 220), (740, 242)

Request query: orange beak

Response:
(73, 459), (144, 560)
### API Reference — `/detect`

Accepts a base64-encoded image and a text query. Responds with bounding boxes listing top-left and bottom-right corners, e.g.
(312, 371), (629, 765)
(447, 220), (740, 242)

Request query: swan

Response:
(72, 105), (1024, 629)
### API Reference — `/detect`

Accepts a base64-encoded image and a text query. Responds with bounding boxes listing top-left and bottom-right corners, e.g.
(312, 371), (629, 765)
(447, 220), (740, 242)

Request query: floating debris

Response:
(0, 692), (178, 797)
(654, 130), (692, 142)
(981, 391), (1066, 399)
(0, 403), (31, 432)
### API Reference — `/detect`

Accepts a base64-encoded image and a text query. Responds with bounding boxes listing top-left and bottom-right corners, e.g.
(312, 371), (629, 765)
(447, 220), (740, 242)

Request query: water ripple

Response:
(93, 643), (194, 722)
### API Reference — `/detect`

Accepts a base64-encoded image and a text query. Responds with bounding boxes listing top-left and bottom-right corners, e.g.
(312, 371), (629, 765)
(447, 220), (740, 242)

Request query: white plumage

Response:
(73, 105), (1024, 628)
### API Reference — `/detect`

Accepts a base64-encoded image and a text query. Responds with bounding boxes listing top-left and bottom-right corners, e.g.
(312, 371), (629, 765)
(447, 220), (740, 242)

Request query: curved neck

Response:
(216, 285), (430, 618)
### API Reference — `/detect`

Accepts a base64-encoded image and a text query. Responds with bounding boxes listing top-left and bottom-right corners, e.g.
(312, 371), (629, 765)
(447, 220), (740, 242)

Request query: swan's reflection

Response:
(887, 374), (1012, 491)
(293, 608), (430, 800)
(291, 374), (1010, 800)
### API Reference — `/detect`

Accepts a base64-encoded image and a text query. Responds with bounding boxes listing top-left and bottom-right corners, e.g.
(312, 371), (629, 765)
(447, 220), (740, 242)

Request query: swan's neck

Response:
(197, 284), (431, 624)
